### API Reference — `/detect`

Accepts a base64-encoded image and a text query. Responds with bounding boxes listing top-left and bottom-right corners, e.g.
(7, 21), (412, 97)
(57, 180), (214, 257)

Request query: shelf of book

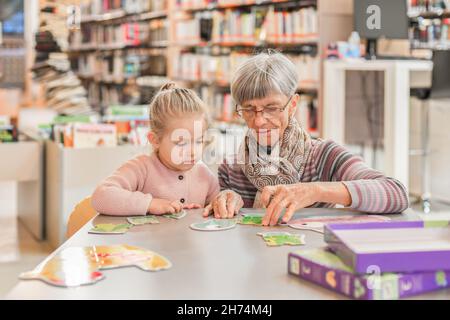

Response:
(80, 8), (127, 23)
(408, 10), (450, 19)
(62, 0), (354, 136)
(67, 42), (169, 53)
(171, 39), (319, 48)
(174, 0), (318, 12)
(80, 9), (168, 24)
(408, 1), (450, 54)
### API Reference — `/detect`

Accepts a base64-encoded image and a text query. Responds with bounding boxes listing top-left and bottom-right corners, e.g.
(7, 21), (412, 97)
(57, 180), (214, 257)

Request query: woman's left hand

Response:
(260, 183), (319, 226)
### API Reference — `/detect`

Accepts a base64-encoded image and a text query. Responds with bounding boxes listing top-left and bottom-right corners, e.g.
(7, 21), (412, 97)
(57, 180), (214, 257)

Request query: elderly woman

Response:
(203, 51), (409, 225)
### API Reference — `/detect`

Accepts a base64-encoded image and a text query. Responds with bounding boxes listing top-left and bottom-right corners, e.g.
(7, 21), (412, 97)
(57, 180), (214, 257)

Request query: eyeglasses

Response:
(235, 96), (294, 120)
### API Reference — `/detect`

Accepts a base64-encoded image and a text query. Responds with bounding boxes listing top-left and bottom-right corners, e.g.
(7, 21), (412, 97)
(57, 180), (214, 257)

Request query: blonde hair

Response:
(231, 50), (299, 106)
(149, 82), (210, 137)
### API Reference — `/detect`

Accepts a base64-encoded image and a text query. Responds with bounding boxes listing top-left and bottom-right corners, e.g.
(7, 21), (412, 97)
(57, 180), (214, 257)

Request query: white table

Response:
(5, 208), (450, 300)
(323, 59), (433, 190)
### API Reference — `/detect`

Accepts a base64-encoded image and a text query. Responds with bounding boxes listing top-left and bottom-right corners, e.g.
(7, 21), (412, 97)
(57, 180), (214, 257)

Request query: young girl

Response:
(91, 83), (220, 216)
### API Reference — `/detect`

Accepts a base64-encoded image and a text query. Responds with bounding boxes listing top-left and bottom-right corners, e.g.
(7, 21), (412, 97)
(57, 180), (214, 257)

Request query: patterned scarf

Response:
(238, 117), (312, 208)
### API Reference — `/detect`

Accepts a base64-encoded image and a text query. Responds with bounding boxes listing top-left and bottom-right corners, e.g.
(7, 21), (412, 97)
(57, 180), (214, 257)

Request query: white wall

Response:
(409, 99), (450, 203)
(0, 182), (17, 218)
(0, 182), (19, 262)
(342, 72), (450, 203)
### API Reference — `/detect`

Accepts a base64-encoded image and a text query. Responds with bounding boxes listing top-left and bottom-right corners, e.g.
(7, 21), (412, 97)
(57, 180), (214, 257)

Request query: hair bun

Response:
(160, 82), (177, 92)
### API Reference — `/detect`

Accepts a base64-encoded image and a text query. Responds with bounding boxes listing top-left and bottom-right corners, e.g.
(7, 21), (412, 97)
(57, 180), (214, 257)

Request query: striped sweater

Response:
(218, 139), (409, 213)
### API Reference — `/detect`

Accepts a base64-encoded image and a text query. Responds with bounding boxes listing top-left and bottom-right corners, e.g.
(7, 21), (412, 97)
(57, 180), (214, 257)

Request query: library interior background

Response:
(1, 0), (450, 299)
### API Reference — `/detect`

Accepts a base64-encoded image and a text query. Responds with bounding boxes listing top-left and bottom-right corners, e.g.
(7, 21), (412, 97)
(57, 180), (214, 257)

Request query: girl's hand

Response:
(183, 203), (202, 210)
(148, 198), (183, 215)
(202, 190), (244, 219)
(260, 183), (320, 226)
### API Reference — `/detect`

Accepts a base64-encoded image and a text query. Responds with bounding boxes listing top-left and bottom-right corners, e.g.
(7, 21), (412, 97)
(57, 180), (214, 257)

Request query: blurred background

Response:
(1, 0), (450, 297)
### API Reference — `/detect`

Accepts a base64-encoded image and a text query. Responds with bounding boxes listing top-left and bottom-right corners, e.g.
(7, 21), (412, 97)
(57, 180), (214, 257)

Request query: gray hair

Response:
(231, 51), (299, 106)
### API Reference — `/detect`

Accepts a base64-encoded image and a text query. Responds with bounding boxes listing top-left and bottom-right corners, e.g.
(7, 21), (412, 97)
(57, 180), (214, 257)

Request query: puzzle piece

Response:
(162, 210), (187, 220)
(288, 222), (324, 234)
(127, 216), (160, 226)
(238, 215), (263, 226)
(258, 232), (306, 247)
(19, 244), (172, 287)
(89, 223), (132, 234)
(190, 219), (237, 231)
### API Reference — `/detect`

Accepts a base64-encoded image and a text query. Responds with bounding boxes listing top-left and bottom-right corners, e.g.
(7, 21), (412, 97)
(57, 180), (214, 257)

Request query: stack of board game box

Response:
(288, 220), (450, 300)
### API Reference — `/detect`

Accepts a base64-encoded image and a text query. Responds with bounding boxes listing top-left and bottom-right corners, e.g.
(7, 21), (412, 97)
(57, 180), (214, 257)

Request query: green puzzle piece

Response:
(239, 215), (263, 226)
(258, 232), (305, 247)
(163, 210), (187, 220)
(127, 216), (160, 226)
(89, 223), (132, 234)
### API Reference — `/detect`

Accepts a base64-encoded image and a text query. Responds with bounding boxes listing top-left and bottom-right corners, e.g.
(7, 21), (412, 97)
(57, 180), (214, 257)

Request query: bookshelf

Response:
(408, 0), (450, 51)
(62, 0), (354, 137)
(66, 0), (169, 110)
(44, 1), (450, 137)
(166, 0), (354, 137)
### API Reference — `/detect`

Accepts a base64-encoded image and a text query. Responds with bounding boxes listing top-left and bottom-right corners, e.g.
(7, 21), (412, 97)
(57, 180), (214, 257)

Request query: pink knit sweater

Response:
(91, 153), (220, 216)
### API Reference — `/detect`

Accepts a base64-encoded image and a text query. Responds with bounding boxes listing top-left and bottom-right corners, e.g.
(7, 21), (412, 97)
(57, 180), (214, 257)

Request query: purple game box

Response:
(324, 220), (450, 274)
(288, 248), (450, 300)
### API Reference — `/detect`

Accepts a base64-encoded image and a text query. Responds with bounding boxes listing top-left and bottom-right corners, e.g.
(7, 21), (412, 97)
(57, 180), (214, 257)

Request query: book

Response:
(324, 221), (450, 274)
(174, 5), (318, 45)
(104, 105), (149, 121)
(175, 51), (319, 86)
(0, 125), (18, 143)
(73, 123), (117, 148)
(288, 248), (450, 300)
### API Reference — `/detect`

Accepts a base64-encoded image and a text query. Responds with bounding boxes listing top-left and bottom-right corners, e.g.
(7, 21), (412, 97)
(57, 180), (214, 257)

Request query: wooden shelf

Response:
(175, 0), (317, 12)
(81, 10), (168, 24)
(172, 38), (319, 48)
(408, 10), (450, 19)
(174, 78), (319, 91)
(137, 10), (168, 21)
(81, 9), (127, 23)
(78, 74), (170, 87)
(411, 42), (450, 50)
(67, 42), (168, 53)
(173, 78), (230, 88)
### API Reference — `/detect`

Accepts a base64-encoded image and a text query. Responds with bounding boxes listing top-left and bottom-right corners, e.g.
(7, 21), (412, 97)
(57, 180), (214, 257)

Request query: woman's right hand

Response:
(202, 190), (244, 219)
(148, 198), (183, 215)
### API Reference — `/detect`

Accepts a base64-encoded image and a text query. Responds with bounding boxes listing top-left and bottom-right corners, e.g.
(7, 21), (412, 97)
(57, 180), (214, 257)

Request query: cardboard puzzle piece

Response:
(127, 216), (160, 226)
(258, 232), (306, 247)
(288, 222), (324, 234)
(89, 223), (133, 234)
(163, 210), (187, 220)
(19, 244), (172, 287)
(190, 219), (237, 231)
(238, 215), (263, 226)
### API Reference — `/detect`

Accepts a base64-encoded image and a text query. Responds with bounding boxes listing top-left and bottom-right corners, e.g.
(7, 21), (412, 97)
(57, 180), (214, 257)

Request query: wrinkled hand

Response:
(261, 183), (319, 226)
(202, 190), (244, 219)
